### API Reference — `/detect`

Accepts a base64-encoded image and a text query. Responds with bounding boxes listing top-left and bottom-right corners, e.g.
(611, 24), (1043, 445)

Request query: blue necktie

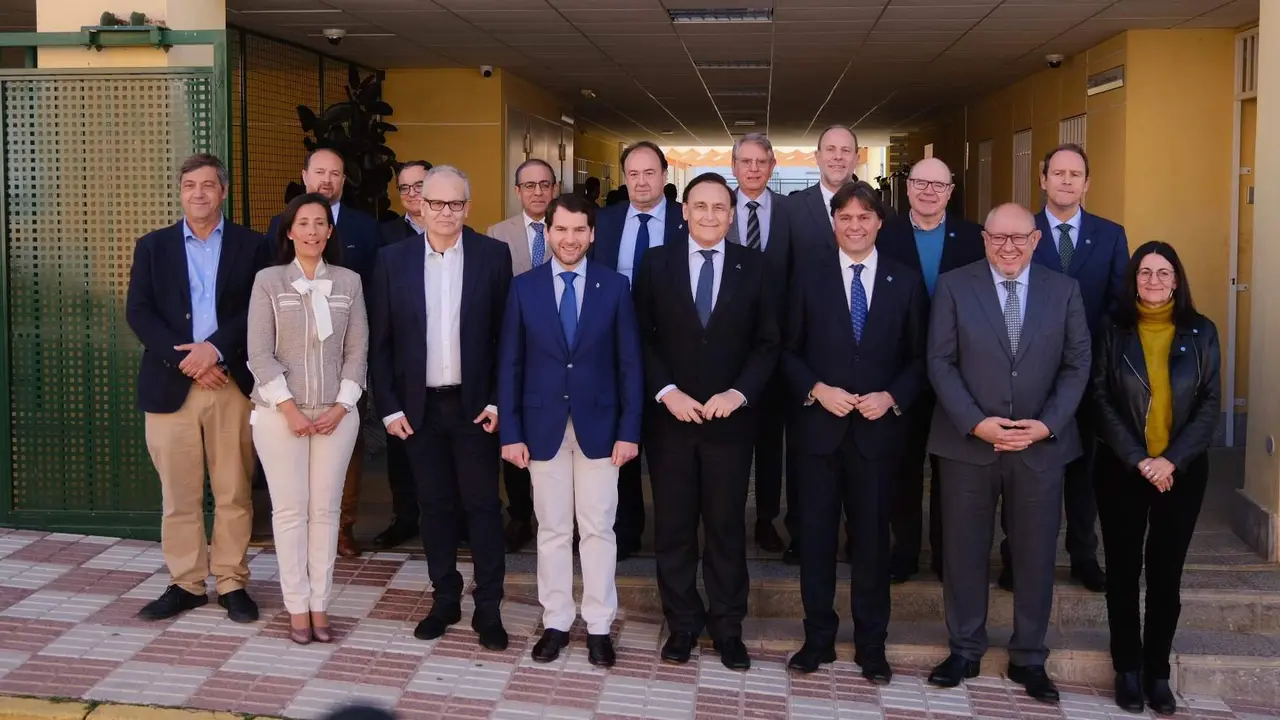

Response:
(531, 222), (546, 267)
(850, 263), (867, 344)
(559, 271), (578, 347)
(695, 249), (716, 327)
(631, 213), (653, 279)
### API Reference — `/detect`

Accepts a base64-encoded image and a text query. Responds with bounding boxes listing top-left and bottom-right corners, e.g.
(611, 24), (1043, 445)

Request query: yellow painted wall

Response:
(576, 125), (627, 193)
(37, 0), (222, 68)
(1237, 98), (1257, 402)
(383, 68), (505, 230)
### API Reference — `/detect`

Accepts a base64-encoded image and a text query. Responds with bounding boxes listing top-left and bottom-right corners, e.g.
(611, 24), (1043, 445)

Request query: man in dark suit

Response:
(590, 140), (686, 560)
(998, 143), (1126, 594)
(369, 159), (432, 551)
(783, 182), (927, 681)
(268, 147), (384, 558)
(725, 133), (794, 555)
(925, 203), (1091, 703)
(876, 157), (986, 583)
(368, 165), (513, 650)
(498, 193), (643, 667)
(126, 153), (270, 624)
(633, 173), (779, 671)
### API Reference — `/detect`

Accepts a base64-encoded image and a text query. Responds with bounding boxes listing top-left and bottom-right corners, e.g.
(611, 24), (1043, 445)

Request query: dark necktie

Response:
(631, 213), (653, 278)
(1002, 279), (1022, 355)
(849, 264), (868, 343)
(1057, 223), (1073, 272)
(559, 271), (578, 346)
(694, 249), (716, 327)
(531, 222), (546, 267)
(745, 200), (761, 250)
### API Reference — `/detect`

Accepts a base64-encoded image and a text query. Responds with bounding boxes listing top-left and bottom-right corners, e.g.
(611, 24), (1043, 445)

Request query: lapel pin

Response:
(948, 232), (955, 237)
(1085, 239), (1092, 244)
(595, 282), (600, 288)
(887, 275), (894, 282)
(735, 263), (742, 270)
(1180, 346), (1186, 352)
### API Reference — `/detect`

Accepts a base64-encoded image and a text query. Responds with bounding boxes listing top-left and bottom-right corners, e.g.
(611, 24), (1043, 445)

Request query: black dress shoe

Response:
(414, 604), (462, 640)
(932, 564), (944, 582)
(217, 589), (259, 624)
(844, 538), (854, 566)
(787, 642), (836, 674)
(997, 565), (1013, 591)
(1008, 663), (1059, 703)
(504, 519), (534, 553)
(754, 521), (785, 553)
(1071, 560), (1108, 593)
(472, 612), (509, 651)
(616, 541), (639, 562)
(928, 654), (979, 688)
(372, 519), (418, 550)
(856, 649), (893, 685)
(1145, 678), (1177, 716)
(1114, 671), (1145, 713)
(889, 562), (916, 585)
(531, 629), (570, 662)
(782, 544), (801, 566)
(714, 636), (751, 670)
(661, 631), (696, 664)
(137, 585), (208, 621)
(587, 633), (616, 667)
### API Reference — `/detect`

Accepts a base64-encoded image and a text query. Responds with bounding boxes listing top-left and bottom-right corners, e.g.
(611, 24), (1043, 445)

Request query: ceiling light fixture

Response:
(669, 9), (773, 23)
(712, 88), (768, 97)
(307, 32), (393, 38)
(580, 88), (598, 99)
(733, 120), (757, 126)
(693, 60), (770, 70)
(235, 8), (343, 13)
(660, 130), (675, 135)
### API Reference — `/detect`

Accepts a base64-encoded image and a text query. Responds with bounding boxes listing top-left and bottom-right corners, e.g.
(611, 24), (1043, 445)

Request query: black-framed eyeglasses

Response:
(908, 178), (953, 192)
(517, 181), (554, 191)
(424, 199), (467, 212)
(397, 181), (424, 195)
(987, 233), (1033, 247)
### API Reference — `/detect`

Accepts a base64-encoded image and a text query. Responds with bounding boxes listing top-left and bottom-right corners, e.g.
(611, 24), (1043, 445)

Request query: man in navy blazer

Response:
(1008, 143), (1128, 594)
(126, 153), (270, 625)
(589, 140), (686, 560)
(267, 147), (385, 558)
(876, 158), (986, 584)
(783, 182), (928, 680)
(368, 165), (513, 650)
(498, 193), (643, 668)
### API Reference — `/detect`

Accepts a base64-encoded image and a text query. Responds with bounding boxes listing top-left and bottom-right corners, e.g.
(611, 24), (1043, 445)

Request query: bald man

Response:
(924, 203), (1090, 703)
(876, 158), (985, 583)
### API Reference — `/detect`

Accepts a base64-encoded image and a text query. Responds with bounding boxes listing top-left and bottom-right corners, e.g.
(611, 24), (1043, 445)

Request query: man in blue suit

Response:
(590, 140), (686, 560)
(268, 147), (384, 558)
(997, 143), (1126, 595)
(498, 193), (643, 668)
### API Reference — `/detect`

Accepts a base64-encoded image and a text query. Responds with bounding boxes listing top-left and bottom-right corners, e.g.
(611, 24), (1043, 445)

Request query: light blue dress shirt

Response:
(991, 262), (1031, 327)
(183, 216), (224, 347)
(735, 189), (772, 250)
(1045, 206), (1082, 249)
(617, 198), (667, 282)
(550, 257), (585, 318)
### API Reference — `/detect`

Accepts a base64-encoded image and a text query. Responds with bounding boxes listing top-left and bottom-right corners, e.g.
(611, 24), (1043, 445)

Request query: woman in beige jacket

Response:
(248, 192), (368, 644)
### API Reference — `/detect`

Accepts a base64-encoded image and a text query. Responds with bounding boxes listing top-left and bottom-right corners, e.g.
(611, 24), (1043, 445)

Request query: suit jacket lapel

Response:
(1034, 211), (1060, 268)
(823, 249), (857, 353)
(461, 231), (482, 324)
(509, 217), (533, 273)
(406, 237), (427, 335)
(1067, 211), (1099, 276)
(574, 264), (603, 352)
(536, 264), (569, 356)
(670, 245), (702, 329)
(861, 259), (897, 345)
(664, 203), (686, 247)
(936, 218), (959, 275)
(707, 245), (743, 331)
(970, 264), (1015, 361)
(807, 187), (831, 244)
(727, 212), (741, 245)
(213, 222), (236, 307)
(1014, 266), (1046, 365)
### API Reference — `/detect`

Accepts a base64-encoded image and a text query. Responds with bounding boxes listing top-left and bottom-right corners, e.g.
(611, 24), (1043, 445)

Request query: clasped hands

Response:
(502, 440), (639, 469)
(1137, 456), (1176, 492)
(810, 383), (895, 421)
(175, 341), (228, 390)
(973, 416), (1051, 452)
(281, 400), (347, 438)
(661, 388), (743, 424)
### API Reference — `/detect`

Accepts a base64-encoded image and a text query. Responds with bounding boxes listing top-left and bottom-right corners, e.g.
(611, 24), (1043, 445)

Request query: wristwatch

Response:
(338, 402), (355, 414)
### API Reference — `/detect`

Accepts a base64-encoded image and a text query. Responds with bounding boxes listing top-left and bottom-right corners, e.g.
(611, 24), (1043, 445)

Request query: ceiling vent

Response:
(669, 9), (773, 23)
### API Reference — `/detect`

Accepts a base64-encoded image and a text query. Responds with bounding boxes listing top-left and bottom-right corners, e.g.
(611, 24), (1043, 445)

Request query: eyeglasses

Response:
(517, 181), (554, 191)
(736, 159), (772, 169)
(397, 181), (424, 196)
(987, 233), (1033, 247)
(908, 178), (953, 192)
(424, 199), (467, 212)
(1137, 268), (1175, 283)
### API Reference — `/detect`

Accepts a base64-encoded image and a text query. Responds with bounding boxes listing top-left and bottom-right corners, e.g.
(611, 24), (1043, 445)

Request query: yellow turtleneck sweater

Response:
(1137, 301), (1175, 456)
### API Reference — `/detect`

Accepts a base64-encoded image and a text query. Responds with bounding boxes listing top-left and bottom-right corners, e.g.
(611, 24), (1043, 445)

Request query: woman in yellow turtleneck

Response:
(1091, 242), (1221, 717)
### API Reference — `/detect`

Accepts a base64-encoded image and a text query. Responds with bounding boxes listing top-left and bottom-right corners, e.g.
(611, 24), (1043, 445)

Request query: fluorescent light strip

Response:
(712, 88), (768, 97)
(669, 9), (773, 23)
(236, 9), (343, 13)
(694, 60), (770, 70)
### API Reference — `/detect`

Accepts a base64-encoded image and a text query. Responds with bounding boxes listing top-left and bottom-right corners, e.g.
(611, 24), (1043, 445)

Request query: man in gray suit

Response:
(924, 203), (1090, 704)
(486, 157), (560, 551)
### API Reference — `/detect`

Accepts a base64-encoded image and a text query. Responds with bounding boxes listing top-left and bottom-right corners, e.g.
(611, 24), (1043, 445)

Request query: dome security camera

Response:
(1045, 53), (1065, 69)
(480, 65), (494, 78)
(324, 28), (346, 46)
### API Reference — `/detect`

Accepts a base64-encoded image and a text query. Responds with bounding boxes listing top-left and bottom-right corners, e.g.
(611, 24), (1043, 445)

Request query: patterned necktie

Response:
(631, 213), (653, 278)
(1057, 223), (1073, 272)
(1002, 279), (1022, 355)
(694, 249), (717, 327)
(531, 222), (546, 267)
(745, 200), (761, 250)
(559, 271), (578, 347)
(849, 264), (868, 344)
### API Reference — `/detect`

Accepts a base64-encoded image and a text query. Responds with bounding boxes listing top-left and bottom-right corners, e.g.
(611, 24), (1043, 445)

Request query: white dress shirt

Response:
(1045, 206), (1082, 249)
(839, 246), (878, 310)
(819, 183), (837, 227)
(991, 262), (1031, 327)
(330, 200), (341, 225)
(735, 188), (772, 250)
(525, 213), (548, 264)
(551, 257), (585, 318)
(617, 199), (667, 282)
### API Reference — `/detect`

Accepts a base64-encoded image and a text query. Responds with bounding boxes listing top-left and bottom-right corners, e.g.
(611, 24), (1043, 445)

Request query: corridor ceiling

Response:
(1, 0), (1261, 145)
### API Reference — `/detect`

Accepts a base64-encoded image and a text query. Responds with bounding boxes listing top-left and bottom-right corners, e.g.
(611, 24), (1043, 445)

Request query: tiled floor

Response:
(0, 530), (1276, 719)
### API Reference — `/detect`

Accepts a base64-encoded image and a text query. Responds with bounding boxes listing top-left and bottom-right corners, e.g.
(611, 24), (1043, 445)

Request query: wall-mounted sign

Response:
(1086, 65), (1125, 96)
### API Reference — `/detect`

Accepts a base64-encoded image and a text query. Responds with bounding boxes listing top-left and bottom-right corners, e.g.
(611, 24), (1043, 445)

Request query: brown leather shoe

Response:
(337, 528), (360, 558)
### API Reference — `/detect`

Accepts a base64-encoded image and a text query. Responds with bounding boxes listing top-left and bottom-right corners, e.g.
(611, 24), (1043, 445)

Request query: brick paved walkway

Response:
(0, 530), (1277, 719)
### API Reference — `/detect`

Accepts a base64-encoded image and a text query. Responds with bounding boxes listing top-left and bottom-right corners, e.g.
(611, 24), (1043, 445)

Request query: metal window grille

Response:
(1059, 114), (1086, 149)
(977, 139), (993, 220)
(1012, 129), (1032, 208)
(1237, 28), (1259, 100)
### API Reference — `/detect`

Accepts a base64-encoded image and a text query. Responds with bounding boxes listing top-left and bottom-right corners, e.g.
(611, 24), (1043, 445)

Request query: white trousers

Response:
(530, 419), (619, 635)
(253, 406), (359, 614)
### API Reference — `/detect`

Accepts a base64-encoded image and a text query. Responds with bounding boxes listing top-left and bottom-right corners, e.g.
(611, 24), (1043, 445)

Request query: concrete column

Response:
(1241, 3), (1280, 561)
(37, 0), (224, 68)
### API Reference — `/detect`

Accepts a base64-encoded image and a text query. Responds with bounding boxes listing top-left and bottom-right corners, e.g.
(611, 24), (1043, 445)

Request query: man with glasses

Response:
(486, 158), (561, 552)
(726, 133), (794, 556)
(876, 158), (985, 583)
(925, 203), (1090, 704)
(369, 165), (514, 649)
(997, 143), (1127, 595)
